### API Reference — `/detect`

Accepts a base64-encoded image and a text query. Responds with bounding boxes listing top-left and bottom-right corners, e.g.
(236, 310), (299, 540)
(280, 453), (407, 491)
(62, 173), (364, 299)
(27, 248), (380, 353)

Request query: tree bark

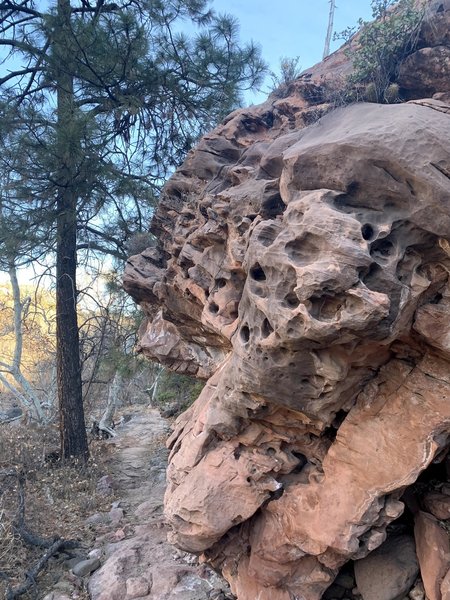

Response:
(55, 0), (89, 462)
(323, 0), (336, 59)
(98, 370), (122, 437)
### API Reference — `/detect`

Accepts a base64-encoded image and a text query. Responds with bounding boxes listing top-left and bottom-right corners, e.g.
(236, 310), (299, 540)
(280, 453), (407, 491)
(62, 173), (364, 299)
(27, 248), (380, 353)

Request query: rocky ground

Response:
(41, 406), (233, 600)
(37, 405), (449, 600)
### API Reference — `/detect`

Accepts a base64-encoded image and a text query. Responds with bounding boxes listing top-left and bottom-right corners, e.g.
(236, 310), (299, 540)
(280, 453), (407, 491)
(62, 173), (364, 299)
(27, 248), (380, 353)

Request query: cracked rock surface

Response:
(123, 4), (450, 598)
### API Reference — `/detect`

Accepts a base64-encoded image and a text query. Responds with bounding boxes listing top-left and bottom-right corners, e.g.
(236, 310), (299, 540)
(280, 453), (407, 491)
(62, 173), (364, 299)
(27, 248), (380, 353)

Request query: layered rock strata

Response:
(124, 3), (450, 599)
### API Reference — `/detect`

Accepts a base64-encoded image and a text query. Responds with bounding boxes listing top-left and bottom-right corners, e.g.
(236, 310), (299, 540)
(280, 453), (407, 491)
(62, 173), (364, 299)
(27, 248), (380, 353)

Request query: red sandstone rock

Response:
(125, 576), (151, 599)
(303, 0), (450, 101)
(441, 568), (450, 600)
(123, 3), (450, 599)
(125, 101), (450, 598)
(423, 492), (450, 520)
(414, 511), (450, 600)
(398, 46), (450, 96)
(420, 0), (450, 47)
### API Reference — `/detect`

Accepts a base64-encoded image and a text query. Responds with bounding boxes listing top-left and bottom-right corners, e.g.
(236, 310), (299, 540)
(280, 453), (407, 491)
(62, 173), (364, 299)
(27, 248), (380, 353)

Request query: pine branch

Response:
(0, 14), (35, 35)
(0, 65), (43, 86)
(71, 1), (120, 13)
(77, 241), (125, 261)
(0, 0), (43, 18)
(0, 38), (36, 52)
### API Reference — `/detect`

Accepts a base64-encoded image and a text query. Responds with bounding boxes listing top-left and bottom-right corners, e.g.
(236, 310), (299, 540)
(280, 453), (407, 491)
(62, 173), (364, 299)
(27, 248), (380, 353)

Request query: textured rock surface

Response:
(124, 3), (450, 599)
(414, 511), (450, 600)
(71, 558), (100, 577)
(423, 491), (450, 520)
(396, 1), (450, 99)
(440, 568), (450, 599)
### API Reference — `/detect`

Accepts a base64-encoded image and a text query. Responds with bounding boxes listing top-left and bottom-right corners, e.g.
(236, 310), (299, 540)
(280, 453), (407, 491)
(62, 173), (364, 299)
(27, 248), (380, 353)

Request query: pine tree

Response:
(0, 0), (266, 461)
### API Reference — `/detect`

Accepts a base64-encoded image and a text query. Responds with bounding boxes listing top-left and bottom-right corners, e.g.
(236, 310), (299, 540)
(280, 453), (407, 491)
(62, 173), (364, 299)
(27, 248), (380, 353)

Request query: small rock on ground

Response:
(72, 557), (101, 577)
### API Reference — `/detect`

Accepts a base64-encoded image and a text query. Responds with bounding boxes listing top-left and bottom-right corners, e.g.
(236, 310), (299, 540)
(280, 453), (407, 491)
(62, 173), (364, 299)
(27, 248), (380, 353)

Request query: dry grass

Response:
(0, 421), (115, 599)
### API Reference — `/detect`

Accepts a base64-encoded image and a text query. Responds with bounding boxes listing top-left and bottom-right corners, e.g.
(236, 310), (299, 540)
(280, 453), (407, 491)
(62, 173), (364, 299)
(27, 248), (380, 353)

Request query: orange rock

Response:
(414, 511), (450, 600)
(423, 492), (450, 520)
(123, 3), (450, 598)
(441, 568), (450, 600)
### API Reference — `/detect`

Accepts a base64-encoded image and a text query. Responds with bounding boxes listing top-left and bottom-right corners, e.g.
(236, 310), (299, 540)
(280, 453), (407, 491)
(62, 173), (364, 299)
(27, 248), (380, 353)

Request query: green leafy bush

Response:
(336, 0), (424, 102)
(153, 370), (204, 413)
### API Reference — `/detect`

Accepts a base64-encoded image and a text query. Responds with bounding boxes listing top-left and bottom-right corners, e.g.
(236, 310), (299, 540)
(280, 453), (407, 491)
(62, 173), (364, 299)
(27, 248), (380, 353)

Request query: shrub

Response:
(0, 421), (112, 597)
(269, 56), (302, 96)
(336, 0), (425, 102)
(152, 370), (204, 414)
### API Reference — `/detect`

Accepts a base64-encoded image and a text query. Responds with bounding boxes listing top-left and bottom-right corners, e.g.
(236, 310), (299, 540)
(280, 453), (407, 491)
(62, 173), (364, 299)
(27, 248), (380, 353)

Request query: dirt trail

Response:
(86, 407), (231, 600)
(105, 407), (168, 509)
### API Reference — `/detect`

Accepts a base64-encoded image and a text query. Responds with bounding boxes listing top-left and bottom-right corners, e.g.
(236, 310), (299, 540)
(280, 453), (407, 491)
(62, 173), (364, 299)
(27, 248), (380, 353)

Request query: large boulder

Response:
(124, 3), (450, 599)
(354, 535), (419, 600)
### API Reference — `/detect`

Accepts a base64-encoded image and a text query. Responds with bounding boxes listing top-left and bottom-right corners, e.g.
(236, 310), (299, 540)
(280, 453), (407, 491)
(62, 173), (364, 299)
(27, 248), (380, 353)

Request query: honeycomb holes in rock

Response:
(215, 278), (227, 290)
(240, 325), (250, 343)
(123, 18), (450, 596)
(291, 451), (308, 473)
(261, 194), (286, 219)
(360, 263), (384, 291)
(285, 232), (325, 268)
(370, 238), (395, 260)
(261, 318), (274, 338)
(257, 224), (280, 247)
(250, 263), (266, 282)
(361, 223), (375, 241)
(286, 314), (305, 337)
(209, 302), (219, 314)
(285, 291), (300, 308)
(308, 295), (345, 321)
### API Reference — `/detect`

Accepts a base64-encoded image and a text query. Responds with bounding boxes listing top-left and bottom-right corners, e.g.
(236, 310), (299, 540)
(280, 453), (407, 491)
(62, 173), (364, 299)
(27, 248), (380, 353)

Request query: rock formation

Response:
(124, 1), (450, 599)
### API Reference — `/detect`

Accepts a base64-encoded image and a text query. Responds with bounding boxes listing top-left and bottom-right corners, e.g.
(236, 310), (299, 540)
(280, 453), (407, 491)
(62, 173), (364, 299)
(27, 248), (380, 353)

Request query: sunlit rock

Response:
(124, 3), (450, 598)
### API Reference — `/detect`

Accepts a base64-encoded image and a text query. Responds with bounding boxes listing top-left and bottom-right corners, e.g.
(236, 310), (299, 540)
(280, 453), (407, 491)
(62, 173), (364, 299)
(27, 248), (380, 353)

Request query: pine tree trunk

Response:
(56, 0), (89, 462)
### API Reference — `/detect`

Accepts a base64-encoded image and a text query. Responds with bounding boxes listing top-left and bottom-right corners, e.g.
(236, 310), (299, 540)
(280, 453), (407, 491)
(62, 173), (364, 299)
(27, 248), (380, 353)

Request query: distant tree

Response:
(0, 182), (54, 422)
(0, 265), (46, 422)
(0, 0), (266, 462)
(0, 269), (58, 422)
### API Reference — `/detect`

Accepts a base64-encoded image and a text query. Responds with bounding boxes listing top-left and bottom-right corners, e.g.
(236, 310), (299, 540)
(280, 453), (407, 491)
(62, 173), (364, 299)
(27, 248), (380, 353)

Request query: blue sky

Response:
(211, 0), (374, 104)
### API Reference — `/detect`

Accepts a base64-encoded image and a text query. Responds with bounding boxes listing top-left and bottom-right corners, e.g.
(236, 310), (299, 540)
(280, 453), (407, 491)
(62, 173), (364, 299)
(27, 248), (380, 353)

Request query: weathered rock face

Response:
(397, 0), (450, 100)
(123, 3), (450, 599)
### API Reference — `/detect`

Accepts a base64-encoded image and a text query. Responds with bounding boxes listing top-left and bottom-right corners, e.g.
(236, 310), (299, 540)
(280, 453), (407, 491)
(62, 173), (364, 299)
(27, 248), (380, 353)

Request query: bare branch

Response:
(1, 469), (77, 600)
(0, 14), (35, 35)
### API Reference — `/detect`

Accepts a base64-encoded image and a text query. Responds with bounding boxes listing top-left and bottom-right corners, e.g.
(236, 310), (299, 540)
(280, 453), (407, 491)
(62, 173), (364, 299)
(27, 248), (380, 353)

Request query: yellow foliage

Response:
(0, 283), (56, 386)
